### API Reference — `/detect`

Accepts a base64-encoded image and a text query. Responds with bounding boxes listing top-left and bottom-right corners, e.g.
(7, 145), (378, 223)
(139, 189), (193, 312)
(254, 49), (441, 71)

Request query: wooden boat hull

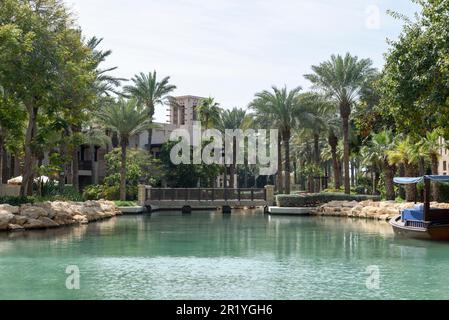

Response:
(390, 215), (449, 241)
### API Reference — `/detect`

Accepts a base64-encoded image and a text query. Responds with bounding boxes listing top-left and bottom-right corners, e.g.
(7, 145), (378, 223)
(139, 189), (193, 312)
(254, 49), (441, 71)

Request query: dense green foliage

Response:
(276, 193), (381, 208)
(83, 148), (162, 200)
(160, 140), (221, 188)
(1, 0), (449, 204)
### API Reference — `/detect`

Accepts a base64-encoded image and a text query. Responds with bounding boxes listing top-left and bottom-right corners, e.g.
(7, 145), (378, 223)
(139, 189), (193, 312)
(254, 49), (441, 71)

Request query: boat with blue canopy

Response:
(390, 175), (449, 240)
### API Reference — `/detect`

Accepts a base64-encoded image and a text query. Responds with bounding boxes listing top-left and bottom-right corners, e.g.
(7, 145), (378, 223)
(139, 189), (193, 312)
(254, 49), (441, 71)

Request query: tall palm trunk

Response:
(111, 132), (119, 148)
(430, 154), (439, 202)
(405, 164), (417, 202)
(277, 134), (283, 194)
(20, 104), (38, 197)
(293, 161), (298, 185)
(313, 133), (320, 192)
(0, 133), (4, 185)
(120, 138), (128, 201)
(147, 104), (155, 154)
(313, 133), (320, 165)
(418, 157), (425, 176)
(399, 164), (406, 199)
(350, 161), (356, 187)
(284, 130), (291, 195)
(340, 101), (351, 194)
(372, 169), (380, 195)
(383, 159), (396, 201)
(70, 126), (80, 192)
(244, 163), (249, 188)
(328, 133), (340, 189)
(342, 116), (351, 194)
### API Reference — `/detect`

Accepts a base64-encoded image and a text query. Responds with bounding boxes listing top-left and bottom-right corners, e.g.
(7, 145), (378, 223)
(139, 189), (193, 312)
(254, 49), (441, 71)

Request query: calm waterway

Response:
(1, 210), (448, 300)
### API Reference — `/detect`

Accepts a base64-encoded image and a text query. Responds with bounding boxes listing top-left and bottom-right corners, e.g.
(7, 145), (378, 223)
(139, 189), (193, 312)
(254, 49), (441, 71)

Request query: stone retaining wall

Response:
(313, 201), (449, 221)
(0, 200), (121, 232)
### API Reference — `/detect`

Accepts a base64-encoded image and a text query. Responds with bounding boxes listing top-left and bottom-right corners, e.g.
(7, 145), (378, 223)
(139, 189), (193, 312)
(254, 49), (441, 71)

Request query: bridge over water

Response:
(138, 185), (275, 213)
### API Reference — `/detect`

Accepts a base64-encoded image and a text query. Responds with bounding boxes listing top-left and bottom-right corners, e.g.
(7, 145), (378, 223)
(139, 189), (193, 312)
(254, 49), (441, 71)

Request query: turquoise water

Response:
(1, 210), (449, 300)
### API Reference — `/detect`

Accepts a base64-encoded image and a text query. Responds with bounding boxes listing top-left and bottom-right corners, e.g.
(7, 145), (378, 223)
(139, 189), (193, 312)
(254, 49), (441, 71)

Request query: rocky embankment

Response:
(313, 200), (449, 221)
(0, 200), (121, 232)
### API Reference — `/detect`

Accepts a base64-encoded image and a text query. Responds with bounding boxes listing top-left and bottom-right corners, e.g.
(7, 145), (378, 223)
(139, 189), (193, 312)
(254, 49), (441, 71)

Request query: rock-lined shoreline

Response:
(0, 200), (121, 232)
(313, 200), (449, 221)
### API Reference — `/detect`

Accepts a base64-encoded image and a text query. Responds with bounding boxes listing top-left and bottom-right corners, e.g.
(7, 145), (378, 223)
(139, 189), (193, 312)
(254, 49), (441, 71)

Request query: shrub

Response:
(0, 196), (35, 206)
(114, 200), (137, 207)
(103, 148), (161, 200)
(39, 182), (84, 202)
(82, 184), (105, 200)
(276, 193), (381, 207)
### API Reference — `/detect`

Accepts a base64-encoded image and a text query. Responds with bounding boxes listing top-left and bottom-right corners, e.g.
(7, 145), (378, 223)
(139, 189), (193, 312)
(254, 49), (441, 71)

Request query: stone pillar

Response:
(138, 185), (147, 206)
(265, 185), (275, 206)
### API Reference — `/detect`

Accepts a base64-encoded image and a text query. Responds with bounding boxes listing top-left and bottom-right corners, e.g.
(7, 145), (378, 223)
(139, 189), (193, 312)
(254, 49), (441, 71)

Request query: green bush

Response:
(102, 148), (161, 200)
(114, 200), (137, 207)
(276, 193), (381, 207)
(39, 182), (84, 202)
(82, 184), (105, 200)
(0, 196), (35, 206)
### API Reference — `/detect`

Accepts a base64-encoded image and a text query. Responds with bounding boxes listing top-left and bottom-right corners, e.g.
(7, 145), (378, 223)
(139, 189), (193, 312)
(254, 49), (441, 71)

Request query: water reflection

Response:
(2, 211), (449, 299)
(0, 212), (416, 260)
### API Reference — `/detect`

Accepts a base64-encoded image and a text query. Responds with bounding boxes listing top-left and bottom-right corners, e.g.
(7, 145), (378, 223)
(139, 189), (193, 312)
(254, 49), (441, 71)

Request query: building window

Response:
(444, 161), (447, 171)
(180, 106), (185, 125)
(173, 106), (178, 125)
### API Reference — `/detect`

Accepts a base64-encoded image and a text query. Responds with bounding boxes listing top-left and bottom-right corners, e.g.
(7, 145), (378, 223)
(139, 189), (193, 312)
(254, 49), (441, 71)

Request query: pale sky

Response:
(69, 0), (419, 123)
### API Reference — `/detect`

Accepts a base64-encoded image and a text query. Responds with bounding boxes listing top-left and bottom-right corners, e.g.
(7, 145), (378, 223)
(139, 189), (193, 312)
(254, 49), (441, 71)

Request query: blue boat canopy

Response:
(394, 175), (449, 184)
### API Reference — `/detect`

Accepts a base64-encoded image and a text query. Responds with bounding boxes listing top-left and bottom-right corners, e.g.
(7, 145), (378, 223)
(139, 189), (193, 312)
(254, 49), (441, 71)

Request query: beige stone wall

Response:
(0, 200), (121, 232)
(313, 200), (449, 221)
(0, 184), (20, 197)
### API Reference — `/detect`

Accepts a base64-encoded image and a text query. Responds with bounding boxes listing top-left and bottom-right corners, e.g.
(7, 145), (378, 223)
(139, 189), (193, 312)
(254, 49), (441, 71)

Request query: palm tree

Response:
(249, 107), (283, 193)
(123, 71), (176, 152)
(198, 97), (221, 129)
(305, 53), (376, 194)
(87, 37), (126, 96)
(218, 107), (248, 188)
(299, 93), (338, 191)
(96, 99), (151, 200)
(419, 129), (442, 201)
(360, 131), (396, 199)
(249, 86), (312, 194)
(68, 37), (125, 192)
(387, 137), (420, 202)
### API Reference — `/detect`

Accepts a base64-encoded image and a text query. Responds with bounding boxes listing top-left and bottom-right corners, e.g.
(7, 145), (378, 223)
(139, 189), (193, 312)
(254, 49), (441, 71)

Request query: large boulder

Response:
(20, 206), (49, 219)
(23, 218), (46, 230)
(0, 204), (19, 214)
(0, 210), (15, 230)
(8, 224), (24, 231)
(38, 217), (59, 228)
(73, 214), (88, 224)
(12, 215), (28, 226)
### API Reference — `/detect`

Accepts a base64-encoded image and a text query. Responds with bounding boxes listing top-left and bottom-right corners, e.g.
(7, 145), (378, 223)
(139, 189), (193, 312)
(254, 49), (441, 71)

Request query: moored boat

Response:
(389, 175), (449, 241)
